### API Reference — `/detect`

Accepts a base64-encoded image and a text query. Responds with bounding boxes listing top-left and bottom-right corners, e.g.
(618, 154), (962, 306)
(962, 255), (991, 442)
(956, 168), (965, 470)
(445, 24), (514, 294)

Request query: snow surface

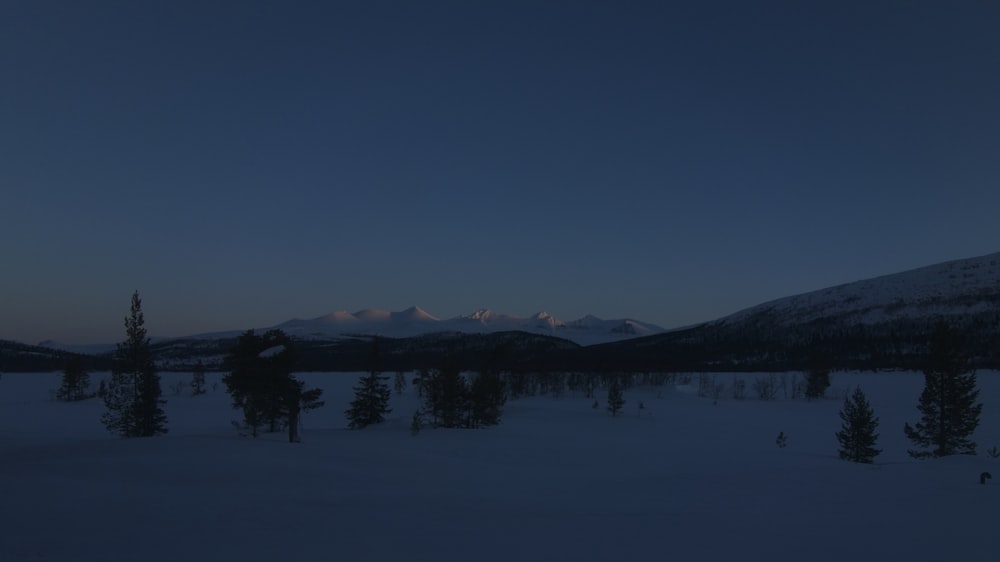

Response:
(1, 371), (998, 561)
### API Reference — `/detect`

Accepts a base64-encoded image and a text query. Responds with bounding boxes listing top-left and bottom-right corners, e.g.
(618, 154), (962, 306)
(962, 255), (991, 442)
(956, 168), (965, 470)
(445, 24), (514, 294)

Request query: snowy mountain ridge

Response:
(717, 251), (1000, 327)
(275, 306), (665, 345)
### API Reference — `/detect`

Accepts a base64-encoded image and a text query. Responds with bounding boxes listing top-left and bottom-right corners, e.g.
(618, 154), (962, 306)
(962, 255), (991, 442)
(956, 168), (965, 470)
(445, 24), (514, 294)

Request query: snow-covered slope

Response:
(719, 251), (1000, 327)
(275, 306), (665, 344)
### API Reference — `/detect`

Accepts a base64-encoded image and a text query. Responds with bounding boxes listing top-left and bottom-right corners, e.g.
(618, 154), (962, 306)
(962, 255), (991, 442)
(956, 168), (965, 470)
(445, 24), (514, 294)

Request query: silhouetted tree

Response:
(346, 339), (392, 429)
(607, 376), (625, 417)
(904, 322), (983, 458)
(101, 291), (167, 437)
(57, 356), (91, 401)
(836, 386), (881, 463)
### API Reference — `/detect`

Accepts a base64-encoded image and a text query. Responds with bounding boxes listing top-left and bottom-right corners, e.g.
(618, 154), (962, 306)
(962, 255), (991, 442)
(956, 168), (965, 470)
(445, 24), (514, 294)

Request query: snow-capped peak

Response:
(272, 306), (665, 344)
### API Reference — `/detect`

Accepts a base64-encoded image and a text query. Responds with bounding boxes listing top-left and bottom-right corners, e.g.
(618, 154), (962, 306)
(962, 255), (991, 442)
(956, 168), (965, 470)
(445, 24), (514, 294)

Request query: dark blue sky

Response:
(2, 1), (998, 344)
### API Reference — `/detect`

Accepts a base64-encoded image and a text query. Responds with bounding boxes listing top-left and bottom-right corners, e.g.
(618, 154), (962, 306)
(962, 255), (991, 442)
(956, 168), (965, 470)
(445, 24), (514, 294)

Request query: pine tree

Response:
(607, 376), (625, 417)
(345, 371), (392, 429)
(57, 356), (91, 401)
(836, 386), (881, 463)
(101, 291), (167, 437)
(345, 338), (392, 429)
(904, 322), (983, 458)
(190, 360), (206, 396)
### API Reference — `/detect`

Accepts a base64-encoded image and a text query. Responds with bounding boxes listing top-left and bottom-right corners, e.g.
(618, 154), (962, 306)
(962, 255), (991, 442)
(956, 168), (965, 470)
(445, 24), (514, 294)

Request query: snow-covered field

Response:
(1, 371), (997, 562)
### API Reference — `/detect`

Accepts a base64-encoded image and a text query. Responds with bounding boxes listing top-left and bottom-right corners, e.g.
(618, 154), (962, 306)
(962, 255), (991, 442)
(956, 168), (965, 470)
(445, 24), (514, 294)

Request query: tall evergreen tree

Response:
(345, 339), (392, 429)
(904, 322), (983, 458)
(101, 291), (167, 437)
(57, 356), (91, 401)
(836, 386), (881, 463)
(607, 376), (625, 417)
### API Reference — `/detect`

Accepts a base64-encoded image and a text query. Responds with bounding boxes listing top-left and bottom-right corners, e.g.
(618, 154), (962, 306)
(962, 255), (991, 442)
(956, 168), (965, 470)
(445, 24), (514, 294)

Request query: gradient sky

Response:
(2, 1), (998, 345)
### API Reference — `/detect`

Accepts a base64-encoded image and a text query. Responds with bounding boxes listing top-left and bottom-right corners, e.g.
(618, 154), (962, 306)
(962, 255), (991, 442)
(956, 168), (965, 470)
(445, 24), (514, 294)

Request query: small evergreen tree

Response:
(394, 371), (407, 395)
(346, 338), (392, 429)
(345, 371), (393, 429)
(57, 356), (91, 401)
(190, 360), (206, 396)
(607, 376), (625, 417)
(904, 322), (983, 458)
(101, 291), (167, 438)
(836, 386), (881, 463)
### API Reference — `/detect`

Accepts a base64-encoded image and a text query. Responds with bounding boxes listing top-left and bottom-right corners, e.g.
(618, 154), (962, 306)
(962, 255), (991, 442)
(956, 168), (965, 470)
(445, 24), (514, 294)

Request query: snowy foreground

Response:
(1, 372), (997, 562)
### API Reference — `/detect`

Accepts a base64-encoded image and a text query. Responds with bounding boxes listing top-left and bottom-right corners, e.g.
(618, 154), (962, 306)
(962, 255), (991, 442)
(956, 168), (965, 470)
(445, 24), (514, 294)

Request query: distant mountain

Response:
(589, 251), (1000, 371)
(719, 251), (1000, 328)
(0, 339), (112, 372)
(274, 306), (665, 345)
(14, 252), (1000, 372)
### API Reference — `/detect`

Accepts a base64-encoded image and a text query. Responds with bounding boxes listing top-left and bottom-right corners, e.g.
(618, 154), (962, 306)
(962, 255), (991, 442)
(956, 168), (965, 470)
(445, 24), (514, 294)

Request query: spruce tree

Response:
(57, 356), (91, 401)
(101, 291), (167, 437)
(345, 371), (392, 428)
(345, 338), (392, 429)
(607, 376), (625, 417)
(836, 386), (881, 463)
(904, 322), (983, 458)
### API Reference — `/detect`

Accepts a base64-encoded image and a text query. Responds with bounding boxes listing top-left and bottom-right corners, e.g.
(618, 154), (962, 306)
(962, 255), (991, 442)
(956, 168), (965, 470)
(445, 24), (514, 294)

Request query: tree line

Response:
(57, 294), (985, 464)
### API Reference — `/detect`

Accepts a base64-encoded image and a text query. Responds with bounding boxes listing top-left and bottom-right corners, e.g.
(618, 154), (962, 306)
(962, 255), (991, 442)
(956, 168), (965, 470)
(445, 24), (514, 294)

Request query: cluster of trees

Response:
(222, 329), (324, 442)
(411, 363), (507, 429)
(76, 297), (983, 463)
(835, 322), (982, 464)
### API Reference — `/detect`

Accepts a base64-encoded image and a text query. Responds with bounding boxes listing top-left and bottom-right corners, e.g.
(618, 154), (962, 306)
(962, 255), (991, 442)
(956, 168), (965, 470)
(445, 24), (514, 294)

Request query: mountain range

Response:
(5, 251), (999, 372)
(273, 307), (664, 345)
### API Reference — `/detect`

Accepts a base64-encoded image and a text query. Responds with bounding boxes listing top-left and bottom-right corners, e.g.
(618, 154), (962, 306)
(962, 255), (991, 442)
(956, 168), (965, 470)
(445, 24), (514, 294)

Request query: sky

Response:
(2, 0), (999, 345)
